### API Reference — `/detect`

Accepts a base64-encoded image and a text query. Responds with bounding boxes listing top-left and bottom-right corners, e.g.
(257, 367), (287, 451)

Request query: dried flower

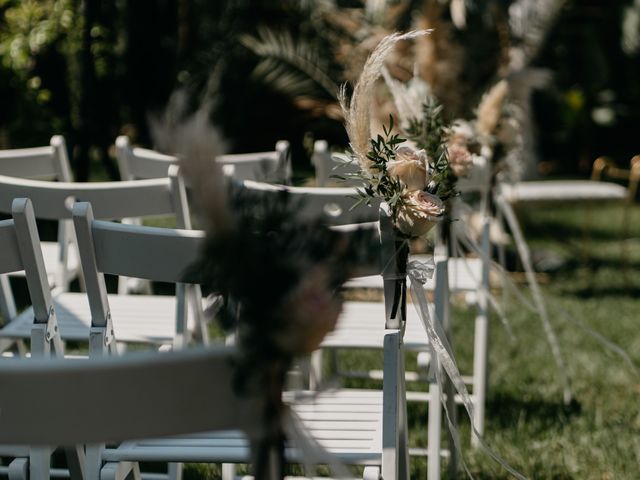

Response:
(388, 146), (430, 190)
(339, 30), (431, 173)
(396, 190), (444, 237)
(476, 80), (509, 138)
(276, 265), (342, 355)
(447, 140), (474, 178)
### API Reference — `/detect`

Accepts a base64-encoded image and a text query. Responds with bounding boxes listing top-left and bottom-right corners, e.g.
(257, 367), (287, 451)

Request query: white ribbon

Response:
(493, 193), (573, 404)
(456, 215), (639, 373)
(407, 259), (528, 480)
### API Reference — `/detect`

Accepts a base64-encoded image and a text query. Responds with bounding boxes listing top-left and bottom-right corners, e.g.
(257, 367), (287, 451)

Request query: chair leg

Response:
(362, 466), (381, 479)
(427, 379), (442, 480)
(471, 310), (489, 447)
(86, 443), (104, 480)
(64, 444), (86, 480)
(7, 458), (28, 480)
(100, 461), (140, 480)
(221, 463), (236, 480)
(168, 462), (183, 480)
(29, 446), (50, 480)
(309, 350), (323, 390)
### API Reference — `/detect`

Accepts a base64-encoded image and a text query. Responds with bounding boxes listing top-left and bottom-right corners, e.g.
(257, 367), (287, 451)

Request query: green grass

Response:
(427, 203), (640, 479)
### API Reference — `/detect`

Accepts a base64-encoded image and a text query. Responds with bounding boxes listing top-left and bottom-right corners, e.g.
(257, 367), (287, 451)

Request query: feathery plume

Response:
(339, 30), (431, 172)
(381, 66), (432, 129)
(476, 79), (509, 137)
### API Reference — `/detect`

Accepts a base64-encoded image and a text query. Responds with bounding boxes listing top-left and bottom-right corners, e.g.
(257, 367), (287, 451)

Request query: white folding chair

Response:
(0, 345), (264, 480)
(311, 141), (494, 444)
(311, 140), (362, 188)
(235, 180), (454, 478)
(71, 200), (416, 480)
(116, 135), (292, 184)
(0, 167), (208, 353)
(0, 198), (84, 480)
(0, 136), (79, 304)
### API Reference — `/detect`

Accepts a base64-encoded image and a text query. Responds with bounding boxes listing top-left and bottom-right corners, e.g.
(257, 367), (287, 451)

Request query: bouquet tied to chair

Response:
(177, 122), (375, 479)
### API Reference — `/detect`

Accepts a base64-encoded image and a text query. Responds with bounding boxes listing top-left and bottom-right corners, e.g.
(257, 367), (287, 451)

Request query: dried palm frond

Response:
(339, 30), (431, 171)
(241, 26), (339, 100)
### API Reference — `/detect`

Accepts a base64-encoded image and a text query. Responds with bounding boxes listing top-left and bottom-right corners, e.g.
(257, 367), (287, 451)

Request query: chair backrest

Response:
(237, 178), (380, 226)
(0, 166), (190, 228)
(235, 179), (411, 329)
(70, 194), (393, 320)
(0, 345), (260, 445)
(0, 136), (72, 181)
(0, 199), (60, 354)
(312, 140), (362, 187)
(116, 135), (291, 183)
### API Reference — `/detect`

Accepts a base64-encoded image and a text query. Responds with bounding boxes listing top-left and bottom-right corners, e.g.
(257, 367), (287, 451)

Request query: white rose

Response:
(387, 146), (429, 190)
(396, 190), (445, 237)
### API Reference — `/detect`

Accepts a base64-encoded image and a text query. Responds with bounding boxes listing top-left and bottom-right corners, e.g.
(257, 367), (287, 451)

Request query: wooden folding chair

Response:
(71, 200), (416, 480)
(116, 135), (292, 184)
(0, 198), (84, 480)
(0, 136), (79, 311)
(0, 167), (208, 353)
(311, 142), (494, 444)
(234, 180), (454, 479)
(0, 345), (263, 480)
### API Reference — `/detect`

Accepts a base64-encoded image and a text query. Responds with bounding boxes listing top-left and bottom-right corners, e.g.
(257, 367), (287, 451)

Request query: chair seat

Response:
(499, 180), (628, 203)
(321, 301), (430, 351)
(345, 256), (483, 292)
(7, 241), (79, 288)
(0, 292), (188, 345)
(102, 389), (383, 466)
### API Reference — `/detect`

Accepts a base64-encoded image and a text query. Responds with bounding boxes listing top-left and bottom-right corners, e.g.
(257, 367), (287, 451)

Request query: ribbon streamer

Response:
(407, 260), (528, 480)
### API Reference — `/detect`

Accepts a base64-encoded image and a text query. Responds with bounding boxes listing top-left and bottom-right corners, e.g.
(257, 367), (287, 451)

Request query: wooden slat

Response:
(0, 292), (197, 344)
(0, 347), (259, 445)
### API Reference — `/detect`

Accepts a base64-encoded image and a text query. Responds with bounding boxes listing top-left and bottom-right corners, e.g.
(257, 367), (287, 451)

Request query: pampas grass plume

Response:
(339, 30), (431, 172)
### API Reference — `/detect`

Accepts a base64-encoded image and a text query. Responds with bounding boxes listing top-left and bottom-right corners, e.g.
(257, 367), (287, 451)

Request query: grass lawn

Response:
(420, 202), (640, 479)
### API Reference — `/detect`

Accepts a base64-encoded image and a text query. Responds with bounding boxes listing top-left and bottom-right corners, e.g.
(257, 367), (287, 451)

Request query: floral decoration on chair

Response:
(177, 122), (374, 479)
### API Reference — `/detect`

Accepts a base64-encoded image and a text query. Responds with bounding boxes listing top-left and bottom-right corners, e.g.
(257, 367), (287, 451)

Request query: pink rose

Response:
(396, 190), (445, 237)
(387, 146), (429, 190)
(276, 265), (342, 354)
(447, 141), (474, 177)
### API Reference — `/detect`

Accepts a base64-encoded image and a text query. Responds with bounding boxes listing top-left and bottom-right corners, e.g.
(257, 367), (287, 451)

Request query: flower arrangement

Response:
(338, 30), (449, 239)
(176, 122), (375, 479)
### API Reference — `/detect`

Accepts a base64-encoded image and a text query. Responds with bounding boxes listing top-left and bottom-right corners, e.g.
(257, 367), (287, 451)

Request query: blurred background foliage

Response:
(0, 0), (638, 180)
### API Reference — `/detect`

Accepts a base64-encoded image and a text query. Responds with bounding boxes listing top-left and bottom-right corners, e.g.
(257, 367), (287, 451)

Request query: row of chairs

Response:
(0, 192), (447, 480)
(0, 134), (491, 479)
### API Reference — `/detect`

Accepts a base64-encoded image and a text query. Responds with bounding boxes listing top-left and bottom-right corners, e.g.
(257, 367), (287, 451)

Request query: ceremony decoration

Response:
(177, 122), (373, 479)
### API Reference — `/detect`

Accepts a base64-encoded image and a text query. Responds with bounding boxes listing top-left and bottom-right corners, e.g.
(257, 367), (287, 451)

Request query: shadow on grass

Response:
(486, 392), (582, 430)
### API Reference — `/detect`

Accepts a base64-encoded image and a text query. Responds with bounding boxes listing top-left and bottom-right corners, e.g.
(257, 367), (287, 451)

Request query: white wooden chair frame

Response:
(0, 167), (207, 352)
(70, 200), (412, 480)
(312, 142), (494, 444)
(0, 198), (84, 480)
(116, 135), (292, 184)
(0, 345), (262, 480)
(0, 136), (78, 317)
(233, 179), (455, 478)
